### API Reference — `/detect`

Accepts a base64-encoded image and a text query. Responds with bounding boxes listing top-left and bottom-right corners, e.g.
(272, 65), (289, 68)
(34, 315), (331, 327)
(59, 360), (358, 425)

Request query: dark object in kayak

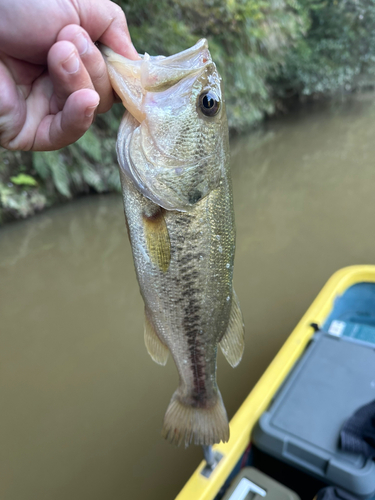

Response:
(340, 399), (375, 459)
(316, 486), (359, 500)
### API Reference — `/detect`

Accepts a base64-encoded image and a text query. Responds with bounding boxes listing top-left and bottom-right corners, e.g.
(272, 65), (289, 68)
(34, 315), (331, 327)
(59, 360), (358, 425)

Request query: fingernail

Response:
(62, 52), (79, 74)
(75, 33), (88, 56)
(85, 103), (99, 118)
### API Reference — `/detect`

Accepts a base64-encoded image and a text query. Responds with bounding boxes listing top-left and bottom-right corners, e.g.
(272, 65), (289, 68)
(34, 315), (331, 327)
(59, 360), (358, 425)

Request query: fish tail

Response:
(162, 389), (229, 447)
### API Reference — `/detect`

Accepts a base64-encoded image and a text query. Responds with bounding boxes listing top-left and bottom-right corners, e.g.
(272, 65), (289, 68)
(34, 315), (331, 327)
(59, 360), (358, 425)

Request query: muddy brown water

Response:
(2, 95), (375, 500)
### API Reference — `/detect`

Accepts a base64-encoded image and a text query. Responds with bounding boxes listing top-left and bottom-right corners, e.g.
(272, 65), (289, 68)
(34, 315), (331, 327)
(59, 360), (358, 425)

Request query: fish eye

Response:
(199, 91), (221, 117)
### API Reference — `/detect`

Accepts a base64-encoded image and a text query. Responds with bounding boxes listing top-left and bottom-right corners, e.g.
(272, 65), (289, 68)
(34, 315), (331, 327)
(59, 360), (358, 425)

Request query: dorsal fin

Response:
(144, 309), (169, 366)
(219, 291), (245, 367)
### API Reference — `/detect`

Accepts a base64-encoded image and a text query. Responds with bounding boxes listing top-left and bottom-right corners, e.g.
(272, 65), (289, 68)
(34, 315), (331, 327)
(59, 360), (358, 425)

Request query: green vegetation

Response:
(0, 113), (122, 223)
(275, 0), (375, 98)
(124, 0), (306, 129)
(1, 0), (375, 223)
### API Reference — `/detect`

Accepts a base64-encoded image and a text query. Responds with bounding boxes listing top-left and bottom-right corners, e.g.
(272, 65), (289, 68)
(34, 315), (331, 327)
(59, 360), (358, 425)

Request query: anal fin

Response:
(219, 290), (245, 367)
(144, 309), (169, 366)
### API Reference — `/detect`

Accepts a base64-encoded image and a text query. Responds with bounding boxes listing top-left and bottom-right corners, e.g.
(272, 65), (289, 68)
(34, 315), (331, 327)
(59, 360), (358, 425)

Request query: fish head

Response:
(101, 40), (229, 211)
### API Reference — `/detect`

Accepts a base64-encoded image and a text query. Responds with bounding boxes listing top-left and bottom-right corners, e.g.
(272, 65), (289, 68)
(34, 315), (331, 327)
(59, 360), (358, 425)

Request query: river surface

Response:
(2, 95), (375, 500)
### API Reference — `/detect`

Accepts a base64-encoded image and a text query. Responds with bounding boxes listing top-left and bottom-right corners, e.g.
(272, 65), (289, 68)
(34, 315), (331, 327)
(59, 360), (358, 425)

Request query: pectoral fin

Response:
(143, 207), (171, 272)
(219, 291), (245, 367)
(144, 309), (169, 366)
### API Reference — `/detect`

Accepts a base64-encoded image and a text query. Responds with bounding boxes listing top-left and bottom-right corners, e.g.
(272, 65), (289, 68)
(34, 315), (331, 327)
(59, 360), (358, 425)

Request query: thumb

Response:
(76, 0), (139, 60)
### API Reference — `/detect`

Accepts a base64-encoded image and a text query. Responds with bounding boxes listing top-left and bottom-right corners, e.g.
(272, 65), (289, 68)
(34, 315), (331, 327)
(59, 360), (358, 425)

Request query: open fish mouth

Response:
(100, 40), (228, 212)
(100, 39), (212, 122)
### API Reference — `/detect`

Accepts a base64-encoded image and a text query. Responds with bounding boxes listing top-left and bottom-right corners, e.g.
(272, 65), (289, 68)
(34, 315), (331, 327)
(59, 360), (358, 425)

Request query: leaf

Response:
(81, 162), (105, 192)
(10, 174), (38, 186)
(32, 152), (51, 179)
(50, 156), (71, 198)
(107, 167), (122, 192)
(76, 129), (102, 162)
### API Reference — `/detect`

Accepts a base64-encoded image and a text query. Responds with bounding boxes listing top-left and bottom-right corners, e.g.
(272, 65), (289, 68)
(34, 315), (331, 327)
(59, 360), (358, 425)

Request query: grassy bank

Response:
(1, 0), (374, 223)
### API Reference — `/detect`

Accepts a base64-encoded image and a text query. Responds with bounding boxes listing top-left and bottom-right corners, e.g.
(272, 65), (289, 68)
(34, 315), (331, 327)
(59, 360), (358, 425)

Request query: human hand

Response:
(0, 0), (138, 151)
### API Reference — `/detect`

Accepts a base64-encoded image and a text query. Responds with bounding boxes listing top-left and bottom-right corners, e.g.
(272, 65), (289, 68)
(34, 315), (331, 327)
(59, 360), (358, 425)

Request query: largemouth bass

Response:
(101, 39), (245, 447)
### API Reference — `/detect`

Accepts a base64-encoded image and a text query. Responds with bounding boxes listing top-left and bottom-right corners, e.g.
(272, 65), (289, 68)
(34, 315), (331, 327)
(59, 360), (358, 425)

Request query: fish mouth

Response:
(100, 39), (212, 124)
(100, 45), (145, 122)
(102, 40), (224, 212)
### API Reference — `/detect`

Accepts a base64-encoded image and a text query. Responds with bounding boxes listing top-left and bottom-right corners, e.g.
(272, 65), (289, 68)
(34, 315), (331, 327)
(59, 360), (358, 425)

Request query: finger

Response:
(4, 73), (53, 150)
(5, 74), (98, 151)
(0, 60), (26, 148)
(47, 40), (95, 114)
(32, 88), (99, 151)
(57, 25), (113, 113)
(76, 0), (140, 60)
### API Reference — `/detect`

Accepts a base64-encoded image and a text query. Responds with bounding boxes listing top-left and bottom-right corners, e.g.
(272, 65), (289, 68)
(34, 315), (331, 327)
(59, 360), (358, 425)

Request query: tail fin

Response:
(162, 390), (229, 447)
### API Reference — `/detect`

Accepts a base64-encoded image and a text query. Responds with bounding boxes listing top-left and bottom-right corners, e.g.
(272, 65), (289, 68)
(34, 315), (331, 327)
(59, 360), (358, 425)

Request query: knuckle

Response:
(110, 3), (128, 26)
(112, 3), (125, 17)
(91, 63), (108, 83)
